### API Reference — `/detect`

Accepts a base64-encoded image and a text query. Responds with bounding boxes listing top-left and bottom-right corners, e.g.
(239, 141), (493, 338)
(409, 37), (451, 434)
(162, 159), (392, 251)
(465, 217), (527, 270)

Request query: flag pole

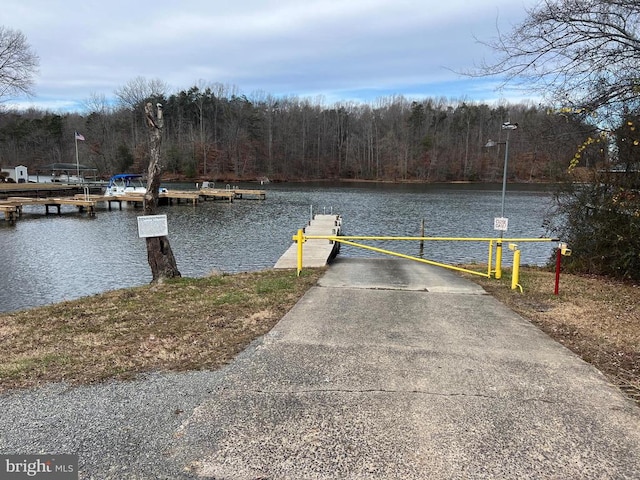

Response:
(75, 133), (80, 181)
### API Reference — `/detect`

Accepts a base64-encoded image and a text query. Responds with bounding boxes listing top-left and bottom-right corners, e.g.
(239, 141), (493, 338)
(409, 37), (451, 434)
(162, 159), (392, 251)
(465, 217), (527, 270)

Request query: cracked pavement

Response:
(169, 258), (640, 479)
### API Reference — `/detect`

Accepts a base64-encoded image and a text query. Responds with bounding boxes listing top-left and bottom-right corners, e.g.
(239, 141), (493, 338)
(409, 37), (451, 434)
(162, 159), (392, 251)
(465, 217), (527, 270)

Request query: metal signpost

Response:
(486, 121), (518, 279)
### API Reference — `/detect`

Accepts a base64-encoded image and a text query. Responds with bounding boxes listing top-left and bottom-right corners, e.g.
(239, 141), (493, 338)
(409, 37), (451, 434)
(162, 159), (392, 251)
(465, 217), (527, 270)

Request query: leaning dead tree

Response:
(143, 101), (181, 282)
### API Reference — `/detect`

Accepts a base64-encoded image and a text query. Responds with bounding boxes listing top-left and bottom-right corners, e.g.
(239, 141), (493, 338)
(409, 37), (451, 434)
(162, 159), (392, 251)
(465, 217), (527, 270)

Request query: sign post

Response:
(493, 217), (508, 279)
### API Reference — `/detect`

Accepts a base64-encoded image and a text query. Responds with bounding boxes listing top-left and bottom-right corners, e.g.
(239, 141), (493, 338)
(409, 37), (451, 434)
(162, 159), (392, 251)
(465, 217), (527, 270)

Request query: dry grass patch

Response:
(463, 266), (640, 405)
(0, 269), (324, 391)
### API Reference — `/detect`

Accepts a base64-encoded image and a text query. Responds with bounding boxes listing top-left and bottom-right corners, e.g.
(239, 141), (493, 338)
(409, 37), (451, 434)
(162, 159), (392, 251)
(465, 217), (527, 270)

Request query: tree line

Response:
(0, 84), (593, 183)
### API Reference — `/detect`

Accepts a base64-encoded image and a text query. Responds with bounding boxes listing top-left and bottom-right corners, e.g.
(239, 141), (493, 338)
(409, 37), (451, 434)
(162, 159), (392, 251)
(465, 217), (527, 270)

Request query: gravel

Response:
(0, 368), (233, 479)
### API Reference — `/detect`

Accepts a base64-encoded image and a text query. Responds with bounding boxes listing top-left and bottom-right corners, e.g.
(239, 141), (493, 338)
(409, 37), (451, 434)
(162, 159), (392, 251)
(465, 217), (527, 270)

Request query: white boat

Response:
(105, 174), (147, 196)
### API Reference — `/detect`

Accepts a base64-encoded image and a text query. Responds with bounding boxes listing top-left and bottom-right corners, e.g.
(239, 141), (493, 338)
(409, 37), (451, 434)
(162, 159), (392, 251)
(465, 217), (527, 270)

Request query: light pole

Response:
(485, 121), (518, 278)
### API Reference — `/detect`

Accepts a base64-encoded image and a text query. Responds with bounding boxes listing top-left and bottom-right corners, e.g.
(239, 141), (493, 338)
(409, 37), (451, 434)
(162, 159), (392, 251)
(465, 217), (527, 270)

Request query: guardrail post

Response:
(292, 229), (305, 276)
(487, 239), (494, 278)
(554, 242), (571, 295)
(509, 243), (522, 292)
(495, 242), (503, 279)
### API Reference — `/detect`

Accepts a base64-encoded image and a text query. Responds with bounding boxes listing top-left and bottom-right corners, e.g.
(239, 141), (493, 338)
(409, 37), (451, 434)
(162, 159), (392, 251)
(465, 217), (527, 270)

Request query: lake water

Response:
(1, 182), (556, 313)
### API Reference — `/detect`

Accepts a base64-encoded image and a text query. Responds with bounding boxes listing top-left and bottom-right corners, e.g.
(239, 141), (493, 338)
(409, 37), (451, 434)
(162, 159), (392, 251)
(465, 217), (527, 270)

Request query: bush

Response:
(546, 176), (640, 281)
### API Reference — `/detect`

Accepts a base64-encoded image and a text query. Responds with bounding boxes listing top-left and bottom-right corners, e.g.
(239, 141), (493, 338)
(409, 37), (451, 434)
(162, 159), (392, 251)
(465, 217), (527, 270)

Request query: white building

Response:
(1, 165), (28, 183)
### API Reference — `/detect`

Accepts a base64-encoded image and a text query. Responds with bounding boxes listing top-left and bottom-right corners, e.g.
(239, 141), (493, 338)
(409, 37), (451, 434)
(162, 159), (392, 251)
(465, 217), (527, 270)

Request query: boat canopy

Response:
(107, 174), (144, 187)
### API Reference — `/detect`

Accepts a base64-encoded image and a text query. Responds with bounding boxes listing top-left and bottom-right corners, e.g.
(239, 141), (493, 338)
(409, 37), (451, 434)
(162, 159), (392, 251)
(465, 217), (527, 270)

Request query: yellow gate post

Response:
(292, 229), (305, 276)
(509, 243), (522, 292)
(487, 239), (494, 278)
(495, 242), (503, 279)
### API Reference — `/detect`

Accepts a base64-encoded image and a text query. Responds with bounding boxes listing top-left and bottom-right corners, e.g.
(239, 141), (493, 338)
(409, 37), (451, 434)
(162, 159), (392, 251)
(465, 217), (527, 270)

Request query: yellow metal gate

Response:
(292, 230), (558, 288)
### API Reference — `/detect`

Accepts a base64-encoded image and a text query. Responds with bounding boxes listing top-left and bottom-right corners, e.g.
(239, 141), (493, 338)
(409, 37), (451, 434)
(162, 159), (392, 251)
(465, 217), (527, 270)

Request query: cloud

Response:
(1, 0), (539, 112)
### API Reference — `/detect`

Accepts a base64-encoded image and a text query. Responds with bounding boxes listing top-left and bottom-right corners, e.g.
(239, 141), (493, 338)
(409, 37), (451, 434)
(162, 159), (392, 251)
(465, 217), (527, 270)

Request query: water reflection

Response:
(0, 183), (554, 312)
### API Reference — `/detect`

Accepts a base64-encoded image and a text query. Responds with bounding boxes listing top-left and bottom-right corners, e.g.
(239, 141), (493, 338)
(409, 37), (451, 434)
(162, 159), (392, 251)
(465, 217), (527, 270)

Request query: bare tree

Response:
(82, 92), (112, 115)
(476, 0), (640, 280)
(115, 77), (168, 110)
(0, 26), (39, 101)
(143, 101), (181, 282)
(476, 0), (640, 121)
(115, 77), (169, 147)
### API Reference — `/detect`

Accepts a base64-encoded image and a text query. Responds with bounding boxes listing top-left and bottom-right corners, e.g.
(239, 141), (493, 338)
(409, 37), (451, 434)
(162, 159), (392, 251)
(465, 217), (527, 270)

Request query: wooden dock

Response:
(199, 188), (236, 202)
(0, 204), (18, 223)
(0, 196), (99, 222)
(0, 186), (267, 222)
(274, 214), (342, 269)
(163, 190), (201, 205)
(233, 188), (267, 200)
(0, 182), (102, 199)
(78, 191), (203, 208)
(199, 187), (266, 202)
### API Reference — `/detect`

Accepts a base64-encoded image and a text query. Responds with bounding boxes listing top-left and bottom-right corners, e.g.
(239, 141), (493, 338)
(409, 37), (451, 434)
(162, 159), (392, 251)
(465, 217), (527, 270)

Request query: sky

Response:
(2, 0), (539, 113)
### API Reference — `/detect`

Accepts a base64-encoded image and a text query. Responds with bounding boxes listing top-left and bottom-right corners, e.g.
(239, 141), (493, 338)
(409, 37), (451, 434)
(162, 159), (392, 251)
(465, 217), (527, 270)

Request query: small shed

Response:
(1, 165), (28, 183)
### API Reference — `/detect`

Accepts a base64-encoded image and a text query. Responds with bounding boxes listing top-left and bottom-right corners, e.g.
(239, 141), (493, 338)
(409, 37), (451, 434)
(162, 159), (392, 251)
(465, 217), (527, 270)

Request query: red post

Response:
(554, 247), (561, 295)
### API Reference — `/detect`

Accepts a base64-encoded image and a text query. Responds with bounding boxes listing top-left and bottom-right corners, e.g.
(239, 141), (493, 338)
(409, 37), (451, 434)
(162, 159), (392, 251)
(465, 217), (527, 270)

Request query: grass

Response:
(0, 269), (324, 391)
(0, 265), (638, 407)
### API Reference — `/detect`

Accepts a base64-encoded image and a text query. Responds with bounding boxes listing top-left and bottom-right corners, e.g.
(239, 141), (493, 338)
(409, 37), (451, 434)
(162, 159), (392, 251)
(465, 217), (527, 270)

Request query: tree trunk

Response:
(144, 102), (181, 282)
(145, 236), (180, 281)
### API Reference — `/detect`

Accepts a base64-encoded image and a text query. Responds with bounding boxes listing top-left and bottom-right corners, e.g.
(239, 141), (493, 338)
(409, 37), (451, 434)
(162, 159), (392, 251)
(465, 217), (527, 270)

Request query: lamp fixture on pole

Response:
(485, 121), (518, 279)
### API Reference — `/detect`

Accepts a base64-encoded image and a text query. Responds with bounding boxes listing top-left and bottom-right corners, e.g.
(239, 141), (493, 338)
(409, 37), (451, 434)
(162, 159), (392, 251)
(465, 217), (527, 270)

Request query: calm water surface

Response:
(1, 183), (555, 312)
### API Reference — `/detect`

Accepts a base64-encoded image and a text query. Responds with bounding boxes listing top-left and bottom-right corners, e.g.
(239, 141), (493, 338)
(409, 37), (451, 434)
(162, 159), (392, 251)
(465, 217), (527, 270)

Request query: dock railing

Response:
(292, 232), (559, 284)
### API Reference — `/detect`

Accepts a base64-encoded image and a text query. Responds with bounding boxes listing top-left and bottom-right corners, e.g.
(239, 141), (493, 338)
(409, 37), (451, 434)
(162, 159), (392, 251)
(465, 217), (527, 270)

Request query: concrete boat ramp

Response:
(168, 258), (640, 478)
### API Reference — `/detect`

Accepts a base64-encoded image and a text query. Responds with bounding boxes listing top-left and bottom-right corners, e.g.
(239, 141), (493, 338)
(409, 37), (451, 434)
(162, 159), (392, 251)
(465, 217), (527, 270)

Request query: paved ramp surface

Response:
(318, 256), (487, 293)
(170, 258), (640, 479)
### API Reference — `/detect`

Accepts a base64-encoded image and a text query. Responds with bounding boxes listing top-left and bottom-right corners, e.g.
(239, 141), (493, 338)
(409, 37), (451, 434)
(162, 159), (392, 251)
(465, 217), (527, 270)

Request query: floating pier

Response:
(274, 214), (342, 269)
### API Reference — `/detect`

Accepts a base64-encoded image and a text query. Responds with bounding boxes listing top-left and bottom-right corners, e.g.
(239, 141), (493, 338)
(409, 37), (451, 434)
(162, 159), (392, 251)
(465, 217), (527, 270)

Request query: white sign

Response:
(494, 217), (509, 231)
(137, 214), (168, 238)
